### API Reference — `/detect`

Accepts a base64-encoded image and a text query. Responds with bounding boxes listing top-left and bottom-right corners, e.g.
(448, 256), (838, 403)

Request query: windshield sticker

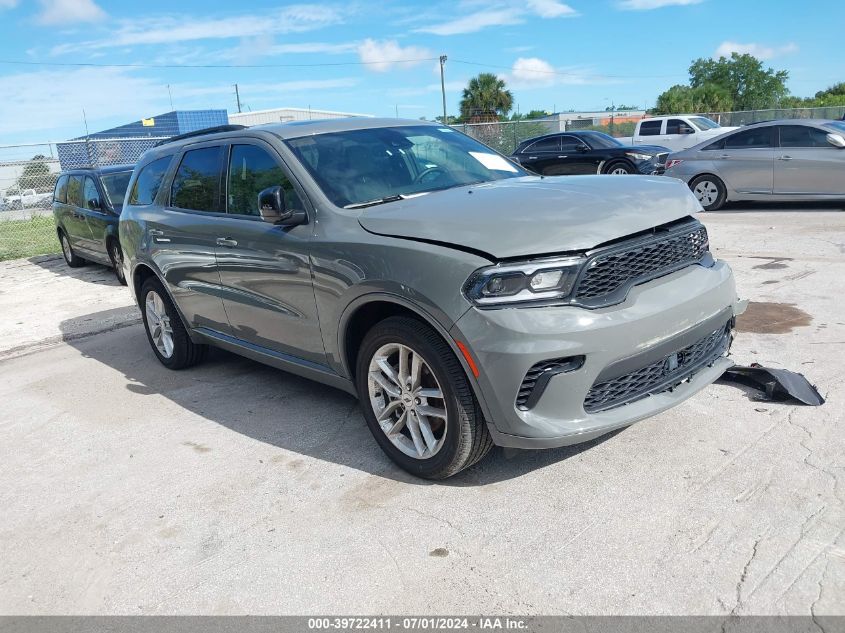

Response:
(469, 152), (518, 173)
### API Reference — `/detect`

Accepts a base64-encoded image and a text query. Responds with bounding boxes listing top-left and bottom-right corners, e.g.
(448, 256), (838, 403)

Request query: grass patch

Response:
(0, 215), (59, 262)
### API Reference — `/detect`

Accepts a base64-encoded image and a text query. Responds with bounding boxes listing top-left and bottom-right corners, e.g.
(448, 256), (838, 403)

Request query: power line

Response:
(0, 57), (440, 69)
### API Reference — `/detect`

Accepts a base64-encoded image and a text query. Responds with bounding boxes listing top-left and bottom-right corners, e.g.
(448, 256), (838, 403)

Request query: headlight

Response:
(464, 256), (586, 306)
(625, 152), (653, 161)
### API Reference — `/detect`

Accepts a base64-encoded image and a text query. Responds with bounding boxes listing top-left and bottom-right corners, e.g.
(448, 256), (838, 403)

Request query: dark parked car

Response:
(119, 120), (742, 479)
(511, 130), (670, 176)
(52, 165), (134, 284)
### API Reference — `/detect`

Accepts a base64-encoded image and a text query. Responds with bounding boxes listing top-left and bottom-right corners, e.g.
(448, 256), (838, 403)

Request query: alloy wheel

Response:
(367, 343), (448, 460)
(145, 290), (175, 358)
(609, 166), (631, 175)
(61, 234), (72, 262)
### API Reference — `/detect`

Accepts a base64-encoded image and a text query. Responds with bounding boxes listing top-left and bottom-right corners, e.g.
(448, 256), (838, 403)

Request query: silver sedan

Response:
(663, 119), (845, 210)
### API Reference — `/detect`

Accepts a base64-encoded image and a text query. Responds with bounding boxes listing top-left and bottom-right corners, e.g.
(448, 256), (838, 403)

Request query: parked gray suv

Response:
(120, 119), (744, 479)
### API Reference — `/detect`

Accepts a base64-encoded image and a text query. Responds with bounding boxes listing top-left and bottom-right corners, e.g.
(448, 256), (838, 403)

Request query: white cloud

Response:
(0, 0), (19, 9)
(714, 41), (799, 60)
(357, 39), (432, 72)
(617, 0), (703, 9)
(415, 8), (522, 35)
(36, 0), (105, 24)
(525, 0), (577, 18)
(51, 5), (343, 54)
(505, 57), (618, 89)
(511, 57), (557, 86)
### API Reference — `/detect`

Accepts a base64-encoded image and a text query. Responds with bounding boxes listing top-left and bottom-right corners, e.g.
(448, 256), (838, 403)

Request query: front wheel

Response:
(689, 175), (727, 211)
(355, 317), (493, 479)
(59, 231), (86, 268)
(604, 161), (634, 175)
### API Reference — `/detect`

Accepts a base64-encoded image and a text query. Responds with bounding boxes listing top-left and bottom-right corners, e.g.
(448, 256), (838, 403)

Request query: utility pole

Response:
(234, 84), (242, 113)
(439, 55), (448, 125)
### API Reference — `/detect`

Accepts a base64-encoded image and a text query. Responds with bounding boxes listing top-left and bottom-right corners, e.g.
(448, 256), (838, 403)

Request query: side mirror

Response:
(257, 186), (306, 226)
(576, 144), (590, 153)
(87, 198), (101, 210)
(827, 133), (845, 148)
(680, 126), (694, 134)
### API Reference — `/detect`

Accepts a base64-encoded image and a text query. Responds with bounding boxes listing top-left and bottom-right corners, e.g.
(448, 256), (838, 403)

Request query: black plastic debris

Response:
(720, 363), (825, 406)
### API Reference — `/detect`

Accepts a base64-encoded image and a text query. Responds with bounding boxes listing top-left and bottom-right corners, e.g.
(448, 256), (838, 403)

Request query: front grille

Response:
(584, 321), (730, 413)
(573, 224), (709, 304)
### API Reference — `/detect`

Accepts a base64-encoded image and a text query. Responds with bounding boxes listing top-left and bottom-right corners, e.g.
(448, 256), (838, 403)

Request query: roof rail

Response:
(154, 124), (247, 147)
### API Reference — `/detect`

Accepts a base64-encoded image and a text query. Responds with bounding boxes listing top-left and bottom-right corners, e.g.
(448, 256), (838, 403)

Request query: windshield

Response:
(825, 121), (845, 134)
(581, 131), (623, 149)
(285, 125), (527, 208)
(689, 117), (721, 131)
(100, 171), (132, 207)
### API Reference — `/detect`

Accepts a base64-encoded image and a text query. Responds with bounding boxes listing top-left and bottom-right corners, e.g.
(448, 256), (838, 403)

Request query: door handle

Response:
(216, 237), (238, 248)
(718, 154), (731, 159)
(528, 156), (538, 160)
(148, 229), (170, 244)
(557, 156), (568, 159)
(778, 155), (794, 161)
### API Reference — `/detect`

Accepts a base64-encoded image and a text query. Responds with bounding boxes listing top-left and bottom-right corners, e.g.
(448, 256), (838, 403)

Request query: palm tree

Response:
(459, 73), (514, 123)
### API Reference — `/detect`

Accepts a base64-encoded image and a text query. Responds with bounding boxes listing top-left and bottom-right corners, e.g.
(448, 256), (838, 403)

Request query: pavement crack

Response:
(731, 536), (763, 615)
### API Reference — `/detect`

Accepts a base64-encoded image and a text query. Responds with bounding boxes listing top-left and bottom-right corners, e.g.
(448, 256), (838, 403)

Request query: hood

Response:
(357, 176), (700, 260)
(614, 144), (671, 154)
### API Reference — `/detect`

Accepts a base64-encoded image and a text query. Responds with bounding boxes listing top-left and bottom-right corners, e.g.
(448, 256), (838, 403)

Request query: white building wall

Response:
(229, 108), (372, 127)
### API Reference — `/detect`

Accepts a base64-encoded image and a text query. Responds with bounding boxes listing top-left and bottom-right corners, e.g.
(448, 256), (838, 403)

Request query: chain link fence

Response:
(0, 138), (165, 261)
(456, 106), (845, 152)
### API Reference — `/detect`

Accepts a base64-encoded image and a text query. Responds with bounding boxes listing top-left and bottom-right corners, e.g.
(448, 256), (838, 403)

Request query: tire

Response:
(689, 174), (727, 211)
(355, 316), (493, 479)
(59, 230), (86, 268)
(139, 277), (207, 370)
(107, 239), (128, 286)
(604, 161), (634, 175)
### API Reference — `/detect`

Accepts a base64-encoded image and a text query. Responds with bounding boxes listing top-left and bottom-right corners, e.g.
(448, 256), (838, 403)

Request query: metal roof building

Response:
(229, 107), (372, 127)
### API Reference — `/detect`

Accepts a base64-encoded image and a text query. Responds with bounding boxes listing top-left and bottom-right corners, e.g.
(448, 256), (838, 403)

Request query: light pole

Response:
(439, 55), (448, 125)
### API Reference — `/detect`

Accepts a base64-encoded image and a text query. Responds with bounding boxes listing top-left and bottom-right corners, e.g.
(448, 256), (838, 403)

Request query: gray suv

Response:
(120, 119), (744, 479)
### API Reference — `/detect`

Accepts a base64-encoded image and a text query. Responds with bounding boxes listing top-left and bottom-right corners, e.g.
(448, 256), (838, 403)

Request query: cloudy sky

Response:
(0, 0), (841, 143)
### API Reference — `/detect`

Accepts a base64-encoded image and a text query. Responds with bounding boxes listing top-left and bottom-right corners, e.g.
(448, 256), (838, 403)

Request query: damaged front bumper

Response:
(451, 260), (745, 449)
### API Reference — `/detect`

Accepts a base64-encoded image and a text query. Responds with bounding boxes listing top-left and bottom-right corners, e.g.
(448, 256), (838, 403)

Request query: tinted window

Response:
(724, 127), (775, 149)
(227, 145), (303, 216)
(101, 171), (132, 206)
(779, 125), (832, 148)
(82, 177), (101, 210)
(559, 135), (584, 152)
(129, 156), (172, 206)
(54, 175), (68, 203)
(526, 137), (560, 152)
(639, 120), (662, 136)
(171, 147), (224, 212)
(67, 176), (83, 207)
(689, 116), (720, 130)
(666, 119), (693, 135)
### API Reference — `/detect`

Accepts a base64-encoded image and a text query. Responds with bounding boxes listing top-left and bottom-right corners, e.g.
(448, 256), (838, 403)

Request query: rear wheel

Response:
(59, 231), (86, 268)
(140, 277), (207, 369)
(690, 175), (727, 211)
(107, 240), (127, 285)
(355, 317), (493, 479)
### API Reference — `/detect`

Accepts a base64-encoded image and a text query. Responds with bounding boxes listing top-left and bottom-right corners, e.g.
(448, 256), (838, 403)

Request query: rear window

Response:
(53, 175), (69, 203)
(639, 120), (662, 136)
(170, 147), (224, 212)
(129, 156), (173, 206)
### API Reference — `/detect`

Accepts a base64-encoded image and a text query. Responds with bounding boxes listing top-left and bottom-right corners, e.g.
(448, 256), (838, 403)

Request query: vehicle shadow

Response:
(28, 254), (120, 286)
(717, 200), (845, 213)
(58, 309), (616, 487)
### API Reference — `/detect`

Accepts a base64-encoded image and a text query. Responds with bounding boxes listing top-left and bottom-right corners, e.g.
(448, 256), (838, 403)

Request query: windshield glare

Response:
(285, 125), (527, 208)
(826, 121), (845, 134)
(581, 131), (623, 149)
(101, 172), (132, 206)
(689, 117), (720, 131)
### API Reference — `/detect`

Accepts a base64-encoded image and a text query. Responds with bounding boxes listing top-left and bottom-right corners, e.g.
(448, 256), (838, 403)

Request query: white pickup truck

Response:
(623, 115), (737, 152)
(1, 188), (52, 210)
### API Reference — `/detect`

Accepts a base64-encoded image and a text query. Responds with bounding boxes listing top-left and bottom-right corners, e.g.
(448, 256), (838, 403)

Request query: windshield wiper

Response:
(343, 194), (406, 209)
